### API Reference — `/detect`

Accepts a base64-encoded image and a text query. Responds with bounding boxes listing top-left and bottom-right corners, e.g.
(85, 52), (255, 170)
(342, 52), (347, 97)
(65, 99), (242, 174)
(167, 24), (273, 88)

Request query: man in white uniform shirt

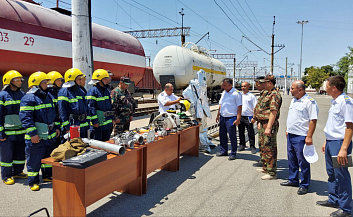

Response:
(216, 78), (242, 160)
(316, 76), (353, 217)
(158, 83), (181, 113)
(238, 82), (257, 154)
(281, 80), (318, 196)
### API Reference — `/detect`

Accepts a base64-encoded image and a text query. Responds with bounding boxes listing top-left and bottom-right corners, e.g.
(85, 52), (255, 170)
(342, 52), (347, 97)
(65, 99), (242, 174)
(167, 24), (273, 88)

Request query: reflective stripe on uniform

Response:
(20, 104), (53, 111)
(3, 100), (21, 106)
(24, 131), (57, 140)
(86, 95), (109, 101)
(52, 99), (58, 103)
(41, 164), (52, 168)
(0, 162), (12, 167)
(20, 106), (34, 111)
(58, 96), (84, 103)
(102, 119), (113, 126)
(54, 122), (61, 126)
(26, 127), (37, 133)
(62, 121), (69, 127)
(0, 126), (3, 131)
(13, 160), (25, 164)
(80, 122), (89, 128)
(28, 172), (39, 177)
(5, 129), (26, 135)
(90, 115), (97, 120)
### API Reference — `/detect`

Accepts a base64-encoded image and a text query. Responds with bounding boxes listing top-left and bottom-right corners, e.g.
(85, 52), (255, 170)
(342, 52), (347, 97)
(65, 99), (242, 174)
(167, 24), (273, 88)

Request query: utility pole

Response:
(270, 16), (275, 74)
(179, 8), (185, 46)
(253, 67), (256, 91)
(285, 57), (288, 92)
(72, 0), (93, 90)
(291, 67), (293, 84)
(233, 57), (236, 86)
(297, 20), (309, 80)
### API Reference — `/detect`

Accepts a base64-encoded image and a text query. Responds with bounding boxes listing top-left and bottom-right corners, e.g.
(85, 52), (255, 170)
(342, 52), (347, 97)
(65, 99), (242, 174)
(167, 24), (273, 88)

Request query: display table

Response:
(42, 144), (145, 217)
(143, 133), (179, 193)
(179, 125), (200, 157)
(42, 125), (199, 217)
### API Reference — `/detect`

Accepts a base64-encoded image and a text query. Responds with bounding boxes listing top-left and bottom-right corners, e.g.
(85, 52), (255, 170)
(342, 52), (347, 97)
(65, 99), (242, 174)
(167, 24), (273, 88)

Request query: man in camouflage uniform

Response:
(253, 74), (282, 180)
(111, 77), (134, 135)
(252, 76), (267, 167)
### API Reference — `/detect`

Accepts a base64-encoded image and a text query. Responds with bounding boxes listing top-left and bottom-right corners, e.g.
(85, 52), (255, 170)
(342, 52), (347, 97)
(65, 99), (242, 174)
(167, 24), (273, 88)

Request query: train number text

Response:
(0, 31), (9, 42)
(24, 36), (34, 46)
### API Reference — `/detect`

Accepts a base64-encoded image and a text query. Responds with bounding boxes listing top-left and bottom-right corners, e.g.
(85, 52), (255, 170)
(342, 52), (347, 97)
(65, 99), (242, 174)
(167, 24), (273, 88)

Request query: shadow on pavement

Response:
(88, 153), (213, 217)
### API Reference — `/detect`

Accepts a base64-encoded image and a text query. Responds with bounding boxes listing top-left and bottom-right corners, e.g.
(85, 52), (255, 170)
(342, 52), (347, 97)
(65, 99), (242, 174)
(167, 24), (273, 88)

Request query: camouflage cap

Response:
(120, 76), (131, 84)
(255, 76), (266, 83)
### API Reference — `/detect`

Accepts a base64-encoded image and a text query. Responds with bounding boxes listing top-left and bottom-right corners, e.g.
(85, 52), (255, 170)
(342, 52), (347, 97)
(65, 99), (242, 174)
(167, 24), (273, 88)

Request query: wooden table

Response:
(143, 133), (179, 193)
(42, 144), (145, 217)
(179, 125), (200, 157)
(42, 125), (199, 217)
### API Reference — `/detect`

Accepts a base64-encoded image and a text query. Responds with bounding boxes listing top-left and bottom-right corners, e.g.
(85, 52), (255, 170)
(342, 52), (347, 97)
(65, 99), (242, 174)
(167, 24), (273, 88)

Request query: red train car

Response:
(0, 0), (145, 84)
(136, 67), (161, 91)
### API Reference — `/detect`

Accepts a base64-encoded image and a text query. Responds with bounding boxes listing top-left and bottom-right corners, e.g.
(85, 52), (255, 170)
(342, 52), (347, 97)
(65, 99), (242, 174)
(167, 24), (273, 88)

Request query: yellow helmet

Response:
(64, 68), (85, 83)
(47, 71), (63, 85)
(180, 100), (191, 112)
(92, 69), (110, 81)
(3, 70), (23, 85)
(28, 71), (50, 88)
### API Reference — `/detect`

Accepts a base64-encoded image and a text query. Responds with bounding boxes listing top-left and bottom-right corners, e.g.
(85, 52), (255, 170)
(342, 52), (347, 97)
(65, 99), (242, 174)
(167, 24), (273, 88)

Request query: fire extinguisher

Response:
(70, 125), (80, 139)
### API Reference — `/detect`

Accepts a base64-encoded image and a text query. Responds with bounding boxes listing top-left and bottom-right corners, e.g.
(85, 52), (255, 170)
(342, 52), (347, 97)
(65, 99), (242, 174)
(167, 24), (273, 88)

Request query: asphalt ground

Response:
(1, 92), (353, 217)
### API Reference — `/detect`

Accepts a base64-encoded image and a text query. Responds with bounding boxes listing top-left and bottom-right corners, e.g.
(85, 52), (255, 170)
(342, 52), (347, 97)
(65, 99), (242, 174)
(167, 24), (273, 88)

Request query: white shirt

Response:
(158, 91), (178, 113)
(219, 87), (242, 117)
(324, 93), (353, 140)
(241, 91), (257, 116)
(286, 93), (319, 136)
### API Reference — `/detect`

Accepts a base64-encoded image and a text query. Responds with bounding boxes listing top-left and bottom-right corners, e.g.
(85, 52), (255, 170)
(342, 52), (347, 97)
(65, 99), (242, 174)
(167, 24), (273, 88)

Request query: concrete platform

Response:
(1, 92), (352, 217)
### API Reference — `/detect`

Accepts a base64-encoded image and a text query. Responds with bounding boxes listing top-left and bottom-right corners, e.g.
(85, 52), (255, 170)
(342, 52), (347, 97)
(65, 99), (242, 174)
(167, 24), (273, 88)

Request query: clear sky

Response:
(40, 0), (353, 78)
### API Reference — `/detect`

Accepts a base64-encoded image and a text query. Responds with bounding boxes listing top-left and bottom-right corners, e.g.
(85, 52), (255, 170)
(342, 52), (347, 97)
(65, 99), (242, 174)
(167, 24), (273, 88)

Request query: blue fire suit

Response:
(0, 86), (26, 180)
(87, 84), (113, 141)
(19, 87), (58, 186)
(58, 85), (89, 138)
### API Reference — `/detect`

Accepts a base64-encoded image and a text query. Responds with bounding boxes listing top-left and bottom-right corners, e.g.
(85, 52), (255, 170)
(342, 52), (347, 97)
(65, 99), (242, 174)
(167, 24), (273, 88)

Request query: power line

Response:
(243, 0), (269, 39)
(225, 0), (269, 45)
(236, 0), (270, 42)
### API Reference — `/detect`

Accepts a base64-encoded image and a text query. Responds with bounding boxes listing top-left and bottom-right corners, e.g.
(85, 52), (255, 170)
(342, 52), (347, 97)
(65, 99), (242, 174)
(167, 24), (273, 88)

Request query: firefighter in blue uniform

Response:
(58, 68), (89, 138)
(0, 70), (27, 185)
(47, 71), (64, 147)
(87, 69), (114, 141)
(19, 72), (60, 191)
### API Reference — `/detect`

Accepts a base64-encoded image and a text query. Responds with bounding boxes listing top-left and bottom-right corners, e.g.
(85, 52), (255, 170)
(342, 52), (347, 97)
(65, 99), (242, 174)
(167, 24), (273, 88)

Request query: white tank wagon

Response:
(153, 43), (226, 90)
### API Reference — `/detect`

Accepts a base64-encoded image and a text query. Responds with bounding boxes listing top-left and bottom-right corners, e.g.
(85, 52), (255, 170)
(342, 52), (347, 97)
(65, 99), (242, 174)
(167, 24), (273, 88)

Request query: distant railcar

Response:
(0, 0), (145, 84)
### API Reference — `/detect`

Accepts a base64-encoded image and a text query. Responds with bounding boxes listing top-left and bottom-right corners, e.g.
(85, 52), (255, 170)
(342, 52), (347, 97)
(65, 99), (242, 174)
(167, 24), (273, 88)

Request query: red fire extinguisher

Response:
(70, 125), (80, 139)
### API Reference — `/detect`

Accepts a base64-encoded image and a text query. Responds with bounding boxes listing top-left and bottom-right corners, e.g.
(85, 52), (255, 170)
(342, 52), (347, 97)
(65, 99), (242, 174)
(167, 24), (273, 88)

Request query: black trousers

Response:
(238, 116), (255, 148)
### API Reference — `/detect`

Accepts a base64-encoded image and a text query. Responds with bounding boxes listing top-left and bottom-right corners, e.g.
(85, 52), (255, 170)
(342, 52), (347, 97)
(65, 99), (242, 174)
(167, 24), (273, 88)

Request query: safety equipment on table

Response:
(82, 138), (126, 155)
(47, 71), (63, 85)
(3, 70), (23, 85)
(62, 148), (107, 169)
(70, 125), (80, 139)
(113, 131), (144, 149)
(51, 138), (88, 161)
(4, 114), (22, 130)
(151, 112), (180, 129)
(180, 99), (191, 112)
(64, 68), (85, 83)
(28, 72), (49, 88)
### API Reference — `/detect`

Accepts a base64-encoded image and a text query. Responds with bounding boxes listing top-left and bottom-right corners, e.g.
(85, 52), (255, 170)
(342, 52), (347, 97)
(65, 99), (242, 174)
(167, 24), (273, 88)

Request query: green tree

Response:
(336, 46), (353, 77)
(306, 66), (329, 93)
